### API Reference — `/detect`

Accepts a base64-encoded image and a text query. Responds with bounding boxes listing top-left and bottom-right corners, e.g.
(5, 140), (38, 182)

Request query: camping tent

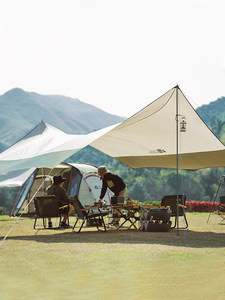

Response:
(0, 163), (112, 215)
(0, 86), (225, 172)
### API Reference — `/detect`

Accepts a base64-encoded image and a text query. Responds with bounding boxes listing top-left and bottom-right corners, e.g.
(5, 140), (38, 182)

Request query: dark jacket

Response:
(100, 172), (126, 199)
(47, 184), (71, 207)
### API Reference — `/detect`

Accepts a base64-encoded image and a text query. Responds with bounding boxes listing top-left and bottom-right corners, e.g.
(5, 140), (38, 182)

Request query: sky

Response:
(0, 0), (225, 118)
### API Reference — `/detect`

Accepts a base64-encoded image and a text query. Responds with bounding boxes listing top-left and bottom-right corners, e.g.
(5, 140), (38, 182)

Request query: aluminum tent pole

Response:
(176, 85), (180, 236)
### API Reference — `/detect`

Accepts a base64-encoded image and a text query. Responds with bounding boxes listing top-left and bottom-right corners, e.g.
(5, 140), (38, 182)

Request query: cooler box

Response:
(146, 208), (171, 223)
(144, 222), (171, 232)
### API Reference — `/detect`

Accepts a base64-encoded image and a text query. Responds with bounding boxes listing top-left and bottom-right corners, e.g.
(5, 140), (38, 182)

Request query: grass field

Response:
(0, 213), (225, 300)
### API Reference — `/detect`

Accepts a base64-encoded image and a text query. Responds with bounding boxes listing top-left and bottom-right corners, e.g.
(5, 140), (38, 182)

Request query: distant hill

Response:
(1, 89), (225, 208)
(0, 88), (125, 151)
(196, 96), (225, 128)
(1, 87), (225, 154)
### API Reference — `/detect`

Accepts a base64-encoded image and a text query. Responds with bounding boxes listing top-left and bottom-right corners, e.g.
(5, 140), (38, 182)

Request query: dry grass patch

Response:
(0, 213), (224, 300)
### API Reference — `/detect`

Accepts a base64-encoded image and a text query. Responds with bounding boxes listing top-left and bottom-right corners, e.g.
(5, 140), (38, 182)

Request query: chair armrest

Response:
(178, 204), (186, 208)
(59, 204), (69, 210)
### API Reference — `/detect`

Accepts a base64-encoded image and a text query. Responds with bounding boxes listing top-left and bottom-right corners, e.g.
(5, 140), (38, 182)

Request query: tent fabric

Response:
(1, 163), (112, 215)
(0, 164), (72, 188)
(0, 121), (119, 172)
(1, 86), (225, 172)
(0, 168), (36, 187)
(90, 86), (225, 170)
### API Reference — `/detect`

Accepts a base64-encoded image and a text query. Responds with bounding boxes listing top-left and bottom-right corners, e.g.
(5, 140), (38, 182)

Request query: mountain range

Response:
(1, 87), (225, 154)
(196, 96), (225, 127)
(0, 88), (125, 152)
(1, 88), (225, 207)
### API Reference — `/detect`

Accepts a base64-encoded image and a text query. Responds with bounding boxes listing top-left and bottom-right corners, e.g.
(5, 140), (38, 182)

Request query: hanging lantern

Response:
(180, 117), (187, 132)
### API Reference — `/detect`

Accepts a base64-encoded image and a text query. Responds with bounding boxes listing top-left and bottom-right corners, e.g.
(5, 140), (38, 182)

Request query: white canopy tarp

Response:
(0, 121), (119, 172)
(1, 86), (225, 172)
(90, 86), (225, 170)
(0, 168), (36, 187)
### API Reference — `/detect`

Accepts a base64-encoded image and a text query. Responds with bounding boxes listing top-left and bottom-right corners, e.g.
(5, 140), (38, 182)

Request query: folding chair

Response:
(71, 196), (109, 233)
(34, 195), (66, 229)
(214, 206), (225, 224)
(214, 197), (225, 224)
(161, 194), (188, 229)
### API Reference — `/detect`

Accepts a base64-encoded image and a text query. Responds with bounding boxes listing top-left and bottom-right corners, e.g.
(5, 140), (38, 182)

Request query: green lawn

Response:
(0, 213), (225, 300)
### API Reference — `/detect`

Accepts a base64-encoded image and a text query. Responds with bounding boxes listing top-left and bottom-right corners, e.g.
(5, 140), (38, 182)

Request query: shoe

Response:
(61, 222), (72, 228)
(61, 221), (67, 227)
(48, 221), (53, 228)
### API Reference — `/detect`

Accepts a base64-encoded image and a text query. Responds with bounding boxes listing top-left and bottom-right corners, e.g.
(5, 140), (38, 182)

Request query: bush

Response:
(0, 206), (5, 215)
(185, 201), (220, 212)
(129, 198), (220, 212)
(134, 199), (161, 206)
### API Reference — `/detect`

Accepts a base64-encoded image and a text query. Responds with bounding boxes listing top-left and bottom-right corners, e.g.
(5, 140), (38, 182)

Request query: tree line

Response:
(66, 145), (225, 203)
(66, 111), (225, 203)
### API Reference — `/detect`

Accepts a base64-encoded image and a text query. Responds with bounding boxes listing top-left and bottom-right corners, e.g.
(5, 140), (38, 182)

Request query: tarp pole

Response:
(176, 85), (179, 236)
(9, 185), (24, 218)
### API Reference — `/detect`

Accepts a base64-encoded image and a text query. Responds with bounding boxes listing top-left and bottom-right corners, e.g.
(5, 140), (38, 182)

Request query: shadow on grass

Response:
(2, 229), (225, 248)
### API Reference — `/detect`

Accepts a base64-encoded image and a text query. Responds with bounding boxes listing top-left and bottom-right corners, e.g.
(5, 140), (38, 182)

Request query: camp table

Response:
(109, 204), (164, 230)
(109, 204), (139, 230)
(81, 203), (166, 231)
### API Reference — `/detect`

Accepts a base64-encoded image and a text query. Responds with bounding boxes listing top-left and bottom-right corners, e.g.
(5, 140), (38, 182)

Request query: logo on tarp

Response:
(149, 149), (166, 154)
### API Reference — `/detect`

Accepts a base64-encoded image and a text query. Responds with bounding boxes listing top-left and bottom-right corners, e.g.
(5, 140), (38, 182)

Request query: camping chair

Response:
(71, 196), (108, 233)
(161, 194), (188, 229)
(214, 196), (225, 224)
(34, 195), (68, 229)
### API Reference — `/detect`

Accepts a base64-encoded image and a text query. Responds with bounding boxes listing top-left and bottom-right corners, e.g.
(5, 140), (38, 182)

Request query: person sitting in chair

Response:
(97, 166), (127, 226)
(47, 175), (73, 228)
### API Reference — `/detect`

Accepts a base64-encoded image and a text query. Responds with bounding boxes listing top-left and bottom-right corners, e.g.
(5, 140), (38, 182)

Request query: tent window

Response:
(68, 171), (82, 197)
